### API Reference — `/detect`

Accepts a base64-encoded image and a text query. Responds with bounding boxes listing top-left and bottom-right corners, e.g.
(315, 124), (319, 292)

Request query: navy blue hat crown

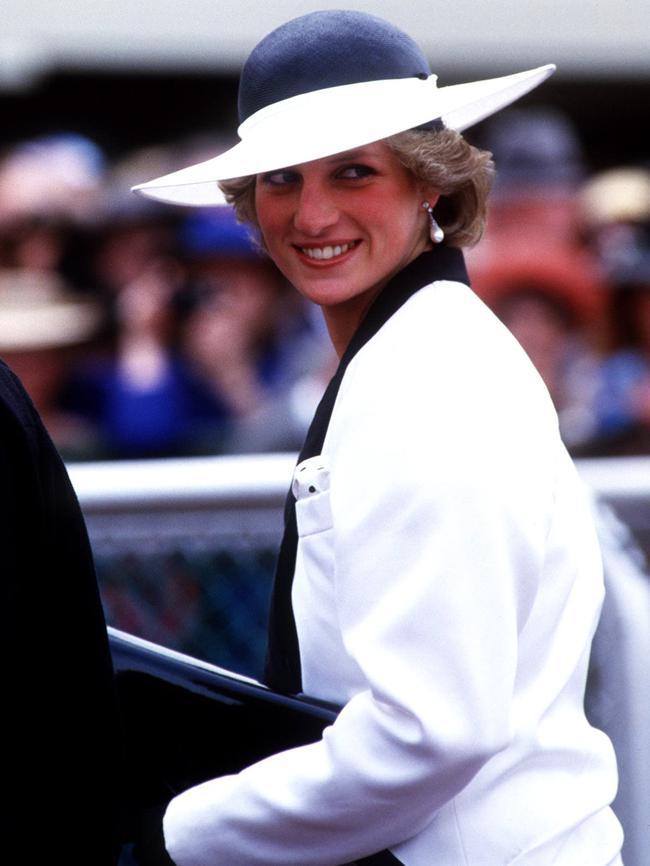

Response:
(238, 10), (432, 124)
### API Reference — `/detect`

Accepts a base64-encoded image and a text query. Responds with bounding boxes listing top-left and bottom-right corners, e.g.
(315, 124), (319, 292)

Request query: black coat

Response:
(0, 361), (121, 863)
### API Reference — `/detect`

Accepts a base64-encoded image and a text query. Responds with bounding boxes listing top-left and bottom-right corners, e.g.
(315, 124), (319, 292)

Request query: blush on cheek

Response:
(255, 199), (289, 256)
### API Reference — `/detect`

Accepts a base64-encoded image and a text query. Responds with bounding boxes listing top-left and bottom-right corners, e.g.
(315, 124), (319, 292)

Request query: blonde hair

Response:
(386, 128), (494, 247)
(219, 127), (494, 248)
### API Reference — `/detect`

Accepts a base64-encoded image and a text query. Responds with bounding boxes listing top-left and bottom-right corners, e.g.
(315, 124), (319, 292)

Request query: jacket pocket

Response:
(292, 455), (333, 537)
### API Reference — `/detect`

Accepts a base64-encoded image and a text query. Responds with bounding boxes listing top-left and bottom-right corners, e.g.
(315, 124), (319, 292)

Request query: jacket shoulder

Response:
(0, 359), (42, 432)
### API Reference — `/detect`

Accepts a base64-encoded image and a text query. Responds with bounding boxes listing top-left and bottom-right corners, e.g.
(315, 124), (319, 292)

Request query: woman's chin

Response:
(293, 275), (372, 310)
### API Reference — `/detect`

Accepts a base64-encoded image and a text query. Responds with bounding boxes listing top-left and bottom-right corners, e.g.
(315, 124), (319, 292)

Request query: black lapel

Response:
(354, 850), (405, 865)
(264, 246), (469, 693)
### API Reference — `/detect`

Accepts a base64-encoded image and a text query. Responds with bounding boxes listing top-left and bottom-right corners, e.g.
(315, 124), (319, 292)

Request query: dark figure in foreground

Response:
(0, 360), (121, 864)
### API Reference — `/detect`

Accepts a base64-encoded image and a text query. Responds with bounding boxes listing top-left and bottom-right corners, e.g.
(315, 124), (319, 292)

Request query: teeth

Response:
(300, 242), (354, 260)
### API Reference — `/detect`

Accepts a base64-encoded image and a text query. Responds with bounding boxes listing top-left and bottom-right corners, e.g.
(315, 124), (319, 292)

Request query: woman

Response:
(134, 11), (623, 865)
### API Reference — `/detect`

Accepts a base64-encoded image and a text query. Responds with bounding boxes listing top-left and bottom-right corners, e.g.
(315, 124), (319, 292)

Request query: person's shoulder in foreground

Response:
(0, 359), (122, 865)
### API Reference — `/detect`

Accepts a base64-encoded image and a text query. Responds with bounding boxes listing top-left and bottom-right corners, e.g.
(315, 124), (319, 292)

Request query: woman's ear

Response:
(420, 190), (441, 210)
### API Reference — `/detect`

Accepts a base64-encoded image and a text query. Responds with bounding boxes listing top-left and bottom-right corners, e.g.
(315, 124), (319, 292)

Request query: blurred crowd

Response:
(469, 108), (650, 456)
(0, 132), (335, 460)
(0, 106), (649, 461)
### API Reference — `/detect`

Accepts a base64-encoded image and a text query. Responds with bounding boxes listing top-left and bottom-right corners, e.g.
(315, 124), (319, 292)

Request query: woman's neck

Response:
(321, 289), (384, 358)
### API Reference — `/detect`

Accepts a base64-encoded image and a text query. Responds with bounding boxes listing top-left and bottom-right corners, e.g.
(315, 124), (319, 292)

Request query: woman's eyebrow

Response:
(325, 150), (368, 165)
(271, 149), (371, 174)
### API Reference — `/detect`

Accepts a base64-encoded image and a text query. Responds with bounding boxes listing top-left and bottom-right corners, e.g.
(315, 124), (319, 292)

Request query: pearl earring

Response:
(421, 201), (444, 244)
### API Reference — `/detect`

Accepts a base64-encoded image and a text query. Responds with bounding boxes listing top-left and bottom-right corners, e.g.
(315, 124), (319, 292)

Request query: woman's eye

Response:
(261, 170), (300, 186)
(337, 164), (375, 180)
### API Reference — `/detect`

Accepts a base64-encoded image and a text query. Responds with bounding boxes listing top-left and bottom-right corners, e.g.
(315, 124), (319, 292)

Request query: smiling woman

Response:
(253, 143), (432, 354)
(132, 9), (623, 866)
(221, 131), (493, 354)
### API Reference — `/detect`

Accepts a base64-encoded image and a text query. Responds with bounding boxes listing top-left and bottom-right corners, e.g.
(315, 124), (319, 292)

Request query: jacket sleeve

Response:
(161, 315), (561, 866)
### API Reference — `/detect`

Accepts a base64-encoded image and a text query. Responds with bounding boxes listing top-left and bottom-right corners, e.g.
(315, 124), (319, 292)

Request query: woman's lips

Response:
(293, 240), (360, 264)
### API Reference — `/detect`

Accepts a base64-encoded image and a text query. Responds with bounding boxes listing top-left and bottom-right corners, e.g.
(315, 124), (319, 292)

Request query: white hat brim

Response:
(0, 301), (100, 351)
(133, 64), (555, 207)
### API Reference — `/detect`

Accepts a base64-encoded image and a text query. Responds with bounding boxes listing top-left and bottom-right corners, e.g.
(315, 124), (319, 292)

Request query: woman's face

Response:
(254, 141), (436, 348)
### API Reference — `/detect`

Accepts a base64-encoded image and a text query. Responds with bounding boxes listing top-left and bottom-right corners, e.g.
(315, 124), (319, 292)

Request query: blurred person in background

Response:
(59, 168), (228, 459)
(0, 132), (107, 294)
(132, 10), (622, 866)
(578, 166), (650, 453)
(472, 252), (607, 451)
(466, 106), (598, 329)
(0, 269), (104, 458)
(89, 192), (177, 300)
(467, 106), (617, 453)
(0, 133), (105, 227)
(178, 207), (334, 453)
(0, 133), (107, 296)
(469, 106), (586, 254)
(64, 246), (225, 459)
(0, 134), (114, 458)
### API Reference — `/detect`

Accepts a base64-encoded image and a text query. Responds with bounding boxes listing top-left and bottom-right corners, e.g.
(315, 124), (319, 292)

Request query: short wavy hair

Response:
(219, 127), (494, 249)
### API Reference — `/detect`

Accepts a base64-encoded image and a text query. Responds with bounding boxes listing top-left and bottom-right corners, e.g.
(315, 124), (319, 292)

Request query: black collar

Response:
(344, 244), (468, 368)
(299, 245), (468, 464)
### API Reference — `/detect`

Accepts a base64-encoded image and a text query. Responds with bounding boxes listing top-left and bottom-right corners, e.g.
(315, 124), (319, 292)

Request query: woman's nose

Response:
(292, 183), (338, 235)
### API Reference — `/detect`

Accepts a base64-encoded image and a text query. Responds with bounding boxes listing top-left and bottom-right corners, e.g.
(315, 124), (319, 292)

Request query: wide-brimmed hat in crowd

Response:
(133, 10), (554, 207)
(580, 167), (650, 285)
(0, 271), (100, 352)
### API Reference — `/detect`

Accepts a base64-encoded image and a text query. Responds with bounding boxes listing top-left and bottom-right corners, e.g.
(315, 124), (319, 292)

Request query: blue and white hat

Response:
(133, 10), (554, 207)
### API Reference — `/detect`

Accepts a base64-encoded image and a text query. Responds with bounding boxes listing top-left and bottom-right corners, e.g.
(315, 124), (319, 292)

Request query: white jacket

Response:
(164, 279), (623, 865)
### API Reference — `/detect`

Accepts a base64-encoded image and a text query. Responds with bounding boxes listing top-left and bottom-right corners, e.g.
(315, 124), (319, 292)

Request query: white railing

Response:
(67, 453), (650, 511)
(576, 456), (650, 499)
(67, 453), (650, 559)
(68, 453), (294, 554)
(68, 453), (296, 511)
